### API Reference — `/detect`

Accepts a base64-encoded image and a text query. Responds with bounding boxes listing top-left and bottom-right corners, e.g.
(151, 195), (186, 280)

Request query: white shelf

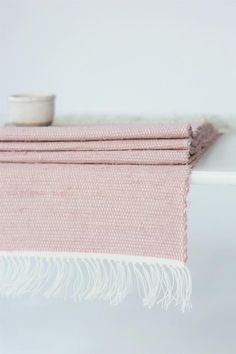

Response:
(191, 133), (236, 185)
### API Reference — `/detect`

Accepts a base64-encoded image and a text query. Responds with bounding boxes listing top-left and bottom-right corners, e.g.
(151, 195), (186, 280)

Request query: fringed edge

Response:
(0, 252), (192, 311)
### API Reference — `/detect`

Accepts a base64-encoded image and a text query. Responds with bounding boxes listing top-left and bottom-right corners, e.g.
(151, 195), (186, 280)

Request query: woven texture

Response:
(0, 121), (217, 262)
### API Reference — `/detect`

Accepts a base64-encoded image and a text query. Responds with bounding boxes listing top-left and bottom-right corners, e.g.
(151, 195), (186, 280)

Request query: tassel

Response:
(0, 252), (191, 311)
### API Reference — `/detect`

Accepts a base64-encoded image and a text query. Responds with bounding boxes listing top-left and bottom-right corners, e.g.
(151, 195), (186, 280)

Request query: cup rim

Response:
(9, 94), (55, 102)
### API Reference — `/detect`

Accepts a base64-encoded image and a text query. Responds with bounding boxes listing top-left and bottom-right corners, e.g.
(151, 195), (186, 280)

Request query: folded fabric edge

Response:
(0, 252), (192, 311)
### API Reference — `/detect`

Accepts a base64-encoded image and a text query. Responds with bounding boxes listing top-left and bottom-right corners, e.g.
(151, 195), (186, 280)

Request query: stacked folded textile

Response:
(0, 121), (217, 310)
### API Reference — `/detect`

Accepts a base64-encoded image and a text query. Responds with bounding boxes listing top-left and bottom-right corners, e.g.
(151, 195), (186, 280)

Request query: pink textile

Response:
(0, 122), (217, 263)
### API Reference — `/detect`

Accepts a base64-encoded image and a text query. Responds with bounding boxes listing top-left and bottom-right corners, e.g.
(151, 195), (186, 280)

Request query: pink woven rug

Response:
(0, 121), (217, 310)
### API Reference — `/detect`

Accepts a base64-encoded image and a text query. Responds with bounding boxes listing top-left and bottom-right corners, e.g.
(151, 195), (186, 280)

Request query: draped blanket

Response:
(0, 122), (217, 310)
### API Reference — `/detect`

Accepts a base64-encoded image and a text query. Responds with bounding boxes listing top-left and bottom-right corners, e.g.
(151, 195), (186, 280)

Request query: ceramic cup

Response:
(8, 94), (55, 126)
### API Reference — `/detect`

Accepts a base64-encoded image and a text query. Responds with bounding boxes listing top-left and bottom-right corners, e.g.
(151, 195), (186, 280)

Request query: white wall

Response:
(0, 0), (236, 120)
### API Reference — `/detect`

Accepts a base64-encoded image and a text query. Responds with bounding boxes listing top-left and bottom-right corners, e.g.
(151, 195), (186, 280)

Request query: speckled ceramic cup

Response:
(8, 94), (55, 126)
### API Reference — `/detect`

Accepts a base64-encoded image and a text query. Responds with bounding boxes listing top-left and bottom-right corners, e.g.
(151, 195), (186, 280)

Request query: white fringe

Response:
(0, 252), (192, 311)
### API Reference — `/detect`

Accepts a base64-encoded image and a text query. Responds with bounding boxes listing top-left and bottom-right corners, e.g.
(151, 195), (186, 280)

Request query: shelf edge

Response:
(191, 171), (236, 185)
